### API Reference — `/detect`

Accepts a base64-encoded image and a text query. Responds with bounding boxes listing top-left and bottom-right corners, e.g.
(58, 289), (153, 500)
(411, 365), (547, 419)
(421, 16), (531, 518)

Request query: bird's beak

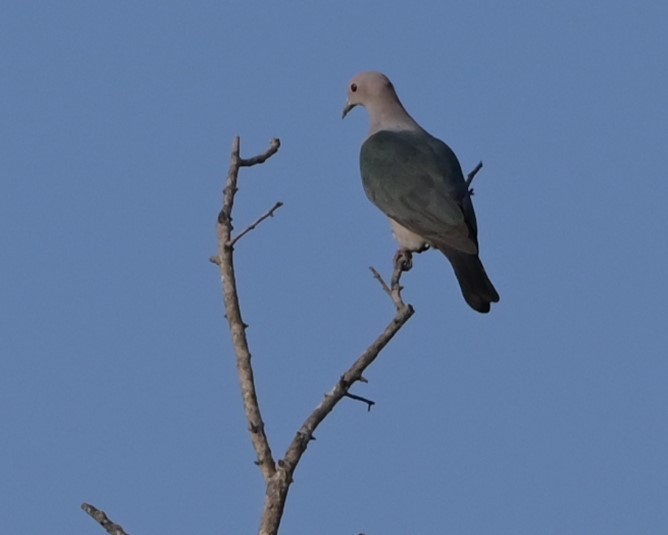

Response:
(342, 100), (356, 119)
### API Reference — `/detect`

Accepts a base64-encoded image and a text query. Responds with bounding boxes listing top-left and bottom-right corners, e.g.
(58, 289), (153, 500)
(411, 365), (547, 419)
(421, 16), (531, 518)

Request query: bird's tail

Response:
(438, 246), (500, 313)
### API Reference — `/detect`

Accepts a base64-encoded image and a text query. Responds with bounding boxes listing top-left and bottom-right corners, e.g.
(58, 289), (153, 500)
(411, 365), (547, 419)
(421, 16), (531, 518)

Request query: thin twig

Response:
(370, 256), (410, 310)
(215, 137), (280, 481)
(369, 266), (391, 297)
(465, 161), (483, 194)
(230, 201), (284, 246)
(239, 140), (281, 167)
(389, 255), (409, 308)
(344, 392), (376, 411)
(81, 504), (130, 535)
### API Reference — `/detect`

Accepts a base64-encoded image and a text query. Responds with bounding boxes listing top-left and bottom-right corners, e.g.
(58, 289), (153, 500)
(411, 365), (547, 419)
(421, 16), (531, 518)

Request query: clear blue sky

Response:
(2, 2), (667, 534)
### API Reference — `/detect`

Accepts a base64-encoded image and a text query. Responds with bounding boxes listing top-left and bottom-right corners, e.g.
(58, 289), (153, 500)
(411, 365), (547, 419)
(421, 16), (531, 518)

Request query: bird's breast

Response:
(389, 219), (428, 250)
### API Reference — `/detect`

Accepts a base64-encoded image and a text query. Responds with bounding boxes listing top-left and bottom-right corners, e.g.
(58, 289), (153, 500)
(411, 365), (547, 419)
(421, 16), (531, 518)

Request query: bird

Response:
(342, 71), (499, 313)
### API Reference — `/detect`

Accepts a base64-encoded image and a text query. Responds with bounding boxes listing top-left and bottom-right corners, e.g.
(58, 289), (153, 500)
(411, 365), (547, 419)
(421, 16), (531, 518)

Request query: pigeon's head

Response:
(342, 72), (396, 119)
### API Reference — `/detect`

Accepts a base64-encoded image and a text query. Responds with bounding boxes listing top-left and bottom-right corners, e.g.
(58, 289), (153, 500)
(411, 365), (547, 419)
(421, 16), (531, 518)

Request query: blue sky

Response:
(2, 1), (667, 534)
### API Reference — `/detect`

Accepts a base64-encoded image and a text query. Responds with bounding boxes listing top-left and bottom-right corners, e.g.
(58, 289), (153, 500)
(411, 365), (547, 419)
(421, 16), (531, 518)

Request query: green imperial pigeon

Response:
(342, 72), (499, 313)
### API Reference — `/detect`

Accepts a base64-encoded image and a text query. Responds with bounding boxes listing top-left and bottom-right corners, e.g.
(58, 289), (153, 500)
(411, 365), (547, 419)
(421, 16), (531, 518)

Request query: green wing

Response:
(360, 129), (478, 253)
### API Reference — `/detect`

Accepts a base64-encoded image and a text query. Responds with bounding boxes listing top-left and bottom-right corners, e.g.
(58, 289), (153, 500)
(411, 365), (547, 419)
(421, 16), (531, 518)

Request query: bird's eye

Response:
(350, 83), (358, 92)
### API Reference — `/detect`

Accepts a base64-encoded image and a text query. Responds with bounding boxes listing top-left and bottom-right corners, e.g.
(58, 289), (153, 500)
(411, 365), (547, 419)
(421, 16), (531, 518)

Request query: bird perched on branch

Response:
(342, 72), (499, 313)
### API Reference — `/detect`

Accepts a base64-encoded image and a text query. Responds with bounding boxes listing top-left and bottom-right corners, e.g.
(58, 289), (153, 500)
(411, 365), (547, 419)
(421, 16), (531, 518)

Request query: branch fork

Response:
(83, 135), (420, 535)
(212, 137), (414, 535)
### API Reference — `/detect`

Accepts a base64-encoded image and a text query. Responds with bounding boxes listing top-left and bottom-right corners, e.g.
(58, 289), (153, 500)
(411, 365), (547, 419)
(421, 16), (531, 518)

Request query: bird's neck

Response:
(368, 99), (421, 135)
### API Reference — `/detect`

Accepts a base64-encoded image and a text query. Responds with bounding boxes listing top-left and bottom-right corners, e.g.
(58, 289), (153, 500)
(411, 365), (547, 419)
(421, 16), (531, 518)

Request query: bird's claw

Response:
(394, 249), (413, 272)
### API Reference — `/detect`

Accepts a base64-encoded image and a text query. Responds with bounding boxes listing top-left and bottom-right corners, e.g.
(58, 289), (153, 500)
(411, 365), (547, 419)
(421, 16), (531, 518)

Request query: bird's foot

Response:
(394, 248), (414, 272)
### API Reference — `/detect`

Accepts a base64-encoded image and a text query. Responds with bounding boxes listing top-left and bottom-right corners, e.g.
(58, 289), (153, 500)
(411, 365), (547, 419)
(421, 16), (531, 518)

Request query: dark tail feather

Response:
(438, 247), (499, 313)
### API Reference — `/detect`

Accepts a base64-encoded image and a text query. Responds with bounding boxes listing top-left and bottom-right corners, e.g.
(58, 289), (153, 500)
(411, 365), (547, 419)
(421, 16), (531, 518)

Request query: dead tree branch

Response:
(81, 135), (416, 535)
(465, 160), (483, 195)
(214, 136), (414, 535)
(81, 504), (130, 535)
(215, 136), (281, 481)
(370, 255), (411, 311)
(231, 201), (284, 246)
(344, 392), (376, 411)
(259, 275), (413, 535)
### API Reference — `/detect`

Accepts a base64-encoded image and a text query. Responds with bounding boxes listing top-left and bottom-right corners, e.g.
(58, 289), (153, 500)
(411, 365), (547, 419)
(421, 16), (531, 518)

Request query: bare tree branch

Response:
(465, 160), (483, 194)
(369, 266), (392, 297)
(370, 254), (411, 311)
(258, 268), (414, 535)
(81, 504), (130, 535)
(214, 136), (414, 535)
(258, 304), (414, 534)
(283, 272), (412, 466)
(239, 141), (281, 167)
(230, 201), (284, 246)
(344, 392), (376, 411)
(215, 137), (281, 481)
(217, 137), (281, 232)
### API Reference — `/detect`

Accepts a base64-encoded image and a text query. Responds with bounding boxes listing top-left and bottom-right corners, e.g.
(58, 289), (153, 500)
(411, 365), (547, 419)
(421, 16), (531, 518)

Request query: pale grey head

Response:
(342, 72), (420, 134)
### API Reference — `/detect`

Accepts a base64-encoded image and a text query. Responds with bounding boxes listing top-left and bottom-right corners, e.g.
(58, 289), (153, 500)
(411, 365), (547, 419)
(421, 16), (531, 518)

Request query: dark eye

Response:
(350, 83), (357, 92)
